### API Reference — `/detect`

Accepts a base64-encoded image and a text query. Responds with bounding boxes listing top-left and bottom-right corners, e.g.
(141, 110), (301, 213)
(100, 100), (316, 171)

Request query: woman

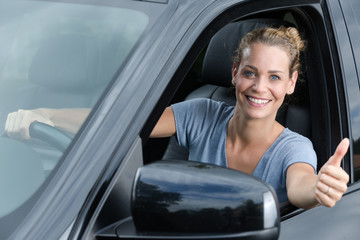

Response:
(5, 26), (349, 209)
(150, 26), (349, 209)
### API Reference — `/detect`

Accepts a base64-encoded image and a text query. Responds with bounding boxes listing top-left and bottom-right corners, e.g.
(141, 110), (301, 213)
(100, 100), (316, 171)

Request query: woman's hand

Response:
(287, 138), (350, 209)
(315, 138), (350, 207)
(5, 109), (54, 140)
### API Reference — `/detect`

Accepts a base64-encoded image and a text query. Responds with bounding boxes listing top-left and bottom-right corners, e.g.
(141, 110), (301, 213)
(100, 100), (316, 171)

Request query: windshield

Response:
(0, 0), (149, 221)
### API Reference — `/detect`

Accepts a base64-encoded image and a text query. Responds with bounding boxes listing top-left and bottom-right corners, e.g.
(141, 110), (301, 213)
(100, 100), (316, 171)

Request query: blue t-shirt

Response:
(172, 98), (317, 203)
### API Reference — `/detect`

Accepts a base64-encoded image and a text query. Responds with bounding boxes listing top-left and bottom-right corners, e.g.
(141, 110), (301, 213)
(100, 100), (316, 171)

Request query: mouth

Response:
(246, 96), (271, 105)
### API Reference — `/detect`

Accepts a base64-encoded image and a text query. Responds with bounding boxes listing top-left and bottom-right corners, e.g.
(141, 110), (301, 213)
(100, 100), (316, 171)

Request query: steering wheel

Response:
(29, 121), (73, 152)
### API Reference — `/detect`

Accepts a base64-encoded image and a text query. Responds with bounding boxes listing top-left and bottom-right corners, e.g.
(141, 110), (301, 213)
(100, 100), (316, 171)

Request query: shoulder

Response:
(275, 128), (315, 157)
(172, 98), (228, 108)
(171, 99), (233, 148)
(172, 98), (232, 116)
(276, 128), (317, 170)
(279, 128), (313, 148)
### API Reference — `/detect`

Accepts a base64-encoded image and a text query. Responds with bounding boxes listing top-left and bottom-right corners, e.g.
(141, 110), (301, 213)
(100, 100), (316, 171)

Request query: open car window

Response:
(141, 8), (334, 217)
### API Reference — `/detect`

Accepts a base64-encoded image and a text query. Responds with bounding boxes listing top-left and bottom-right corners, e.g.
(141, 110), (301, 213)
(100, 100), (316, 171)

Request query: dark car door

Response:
(75, 0), (360, 239)
(279, 0), (360, 238)
(64, 1), (359, 239)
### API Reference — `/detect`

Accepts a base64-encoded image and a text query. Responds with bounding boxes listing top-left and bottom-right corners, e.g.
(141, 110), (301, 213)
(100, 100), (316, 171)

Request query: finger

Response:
(4, 113), (10, 133)
(316, 187), (342, 206)
(11, 109), (30, 140)
(315, 188), (336, 207)
(318, 171), (348, 193)
(320, 165), (350, 183)
(13, 109), (25, 138)
(326, 138), (350, 167)
(316, 180), (331, 194)
(5, 112), (12, 135)
(5, 112), (16, 137)
(327, 186), (345, 202)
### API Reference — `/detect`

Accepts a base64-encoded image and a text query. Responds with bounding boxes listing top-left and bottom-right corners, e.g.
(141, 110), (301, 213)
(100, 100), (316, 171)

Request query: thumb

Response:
(325, 138), (350, 167)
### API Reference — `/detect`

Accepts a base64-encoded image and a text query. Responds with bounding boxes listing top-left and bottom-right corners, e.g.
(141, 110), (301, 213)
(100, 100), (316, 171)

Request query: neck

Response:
(227, 106), (281, 147)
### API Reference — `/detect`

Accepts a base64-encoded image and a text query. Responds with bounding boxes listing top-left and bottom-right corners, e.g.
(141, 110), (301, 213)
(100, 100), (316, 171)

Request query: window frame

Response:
(338, 0), (360, 182)
(326, 0), (359, 183)
(141, 1), (338, 222)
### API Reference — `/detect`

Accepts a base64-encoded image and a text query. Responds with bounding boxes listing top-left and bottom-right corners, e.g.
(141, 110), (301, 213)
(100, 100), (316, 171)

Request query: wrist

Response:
(34, 108), (55, 127)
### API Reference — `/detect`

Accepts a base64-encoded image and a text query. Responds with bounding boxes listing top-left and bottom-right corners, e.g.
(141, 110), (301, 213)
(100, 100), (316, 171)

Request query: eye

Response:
(270, 75), (280, 81)
(243, 71), (255, 78)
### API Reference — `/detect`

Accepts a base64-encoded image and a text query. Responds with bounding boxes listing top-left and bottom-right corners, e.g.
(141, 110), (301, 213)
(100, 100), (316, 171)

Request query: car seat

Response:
(162, 18), (312, 164)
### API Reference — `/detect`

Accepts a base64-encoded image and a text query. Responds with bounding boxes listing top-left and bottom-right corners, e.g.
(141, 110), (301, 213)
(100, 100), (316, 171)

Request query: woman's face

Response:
(232, 43), (297, 121)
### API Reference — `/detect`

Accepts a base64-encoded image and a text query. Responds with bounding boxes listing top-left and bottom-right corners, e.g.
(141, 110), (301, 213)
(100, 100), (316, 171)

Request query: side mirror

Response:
(119, 160), (280, 240)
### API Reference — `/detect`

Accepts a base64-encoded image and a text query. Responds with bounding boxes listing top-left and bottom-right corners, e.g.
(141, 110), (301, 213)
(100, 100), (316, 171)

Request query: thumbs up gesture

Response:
(315, 138), (350, 207)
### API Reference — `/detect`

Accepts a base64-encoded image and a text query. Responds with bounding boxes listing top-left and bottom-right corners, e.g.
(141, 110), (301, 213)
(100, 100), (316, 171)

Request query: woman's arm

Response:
(150, 106), (176, 138)
(286, 138), (350, 209)
(5, 108), (91, 140)
(5, 106), (176, 140)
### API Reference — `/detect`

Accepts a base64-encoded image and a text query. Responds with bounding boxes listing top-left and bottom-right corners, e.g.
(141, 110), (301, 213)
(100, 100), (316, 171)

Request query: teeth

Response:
(248, 96), (270, 104)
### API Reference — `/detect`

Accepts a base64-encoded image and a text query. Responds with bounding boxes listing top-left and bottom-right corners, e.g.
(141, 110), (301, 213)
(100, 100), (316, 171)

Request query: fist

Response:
(315, 138), (350, 207)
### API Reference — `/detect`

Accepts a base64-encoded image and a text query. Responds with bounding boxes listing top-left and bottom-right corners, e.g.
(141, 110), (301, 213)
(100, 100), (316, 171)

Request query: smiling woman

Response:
(150, 25), (350, 210)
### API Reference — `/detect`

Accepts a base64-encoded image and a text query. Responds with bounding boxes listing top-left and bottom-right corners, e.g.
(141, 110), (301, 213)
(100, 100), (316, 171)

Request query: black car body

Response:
(0, 0), (359, 239)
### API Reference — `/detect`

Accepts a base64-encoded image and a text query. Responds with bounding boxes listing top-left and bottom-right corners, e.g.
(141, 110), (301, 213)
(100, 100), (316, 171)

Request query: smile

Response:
(246, 96), (270, 105)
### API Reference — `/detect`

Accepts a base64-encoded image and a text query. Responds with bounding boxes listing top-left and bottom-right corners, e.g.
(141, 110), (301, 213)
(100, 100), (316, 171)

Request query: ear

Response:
(288, 71), (298, 94)
(232, 62), (238, 78)
(232, 62), (238, 86)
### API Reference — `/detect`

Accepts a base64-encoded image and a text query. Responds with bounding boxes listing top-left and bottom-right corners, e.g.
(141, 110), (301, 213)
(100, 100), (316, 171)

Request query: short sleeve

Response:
(171, 98), (223, 149)
(282, 135), (318, 178)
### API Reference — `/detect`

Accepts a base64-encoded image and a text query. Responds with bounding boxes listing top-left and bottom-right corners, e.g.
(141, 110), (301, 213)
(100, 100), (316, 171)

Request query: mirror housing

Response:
(126, 160), (280, 239)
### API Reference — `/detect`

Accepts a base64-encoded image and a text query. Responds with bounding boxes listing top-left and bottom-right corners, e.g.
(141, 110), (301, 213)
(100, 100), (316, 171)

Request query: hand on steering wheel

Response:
(5, 109), (72, 151)
(5, 109), (54, 140)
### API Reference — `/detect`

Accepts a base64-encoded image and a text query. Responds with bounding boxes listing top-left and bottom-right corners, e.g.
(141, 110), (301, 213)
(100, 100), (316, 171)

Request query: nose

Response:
(252, 76), (267, 93)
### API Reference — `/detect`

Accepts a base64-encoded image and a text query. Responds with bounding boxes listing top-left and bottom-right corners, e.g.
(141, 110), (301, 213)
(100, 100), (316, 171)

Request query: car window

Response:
(0, 0), (149, 220)
(340, 0), (360, 79)
(347, 0), (360, 30)
(339, 0), (360, 181)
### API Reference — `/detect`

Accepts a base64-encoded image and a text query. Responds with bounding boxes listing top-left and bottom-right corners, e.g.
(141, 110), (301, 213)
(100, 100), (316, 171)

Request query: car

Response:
(0, 0), (359, 239)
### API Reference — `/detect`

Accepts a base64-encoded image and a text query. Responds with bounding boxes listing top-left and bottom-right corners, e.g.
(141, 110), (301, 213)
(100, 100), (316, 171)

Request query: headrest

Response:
(28, 34), (109, 91)
(202, 18), (288, 87)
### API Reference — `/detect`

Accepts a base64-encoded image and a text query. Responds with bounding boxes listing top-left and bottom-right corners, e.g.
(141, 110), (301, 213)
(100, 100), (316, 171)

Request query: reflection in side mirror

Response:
(129, 160), (280, 240)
